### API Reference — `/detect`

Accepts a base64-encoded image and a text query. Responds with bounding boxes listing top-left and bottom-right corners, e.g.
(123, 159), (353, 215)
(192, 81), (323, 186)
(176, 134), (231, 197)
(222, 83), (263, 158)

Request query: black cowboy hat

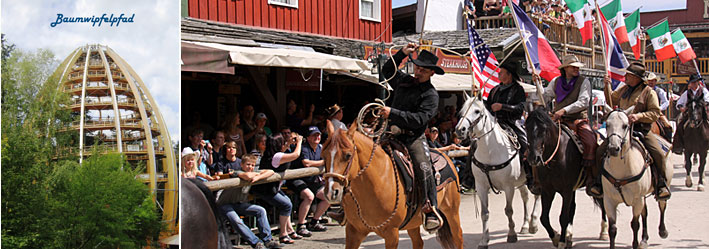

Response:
(622, 62), (646, 80)
(688, 73), (704, 83)
(499, 61), (521, 82)
(411, 50), (445, 75)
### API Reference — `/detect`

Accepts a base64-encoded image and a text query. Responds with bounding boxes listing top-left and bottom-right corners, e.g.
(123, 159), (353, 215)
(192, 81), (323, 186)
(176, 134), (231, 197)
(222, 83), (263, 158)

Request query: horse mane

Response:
(527, 107), (554, 129)
(324, 128), (354, 152)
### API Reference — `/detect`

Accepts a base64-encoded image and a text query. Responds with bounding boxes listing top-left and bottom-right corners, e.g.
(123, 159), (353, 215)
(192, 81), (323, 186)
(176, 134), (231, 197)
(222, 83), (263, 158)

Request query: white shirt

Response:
(543, 76), (591, 114)
(676, 87), (709, 108)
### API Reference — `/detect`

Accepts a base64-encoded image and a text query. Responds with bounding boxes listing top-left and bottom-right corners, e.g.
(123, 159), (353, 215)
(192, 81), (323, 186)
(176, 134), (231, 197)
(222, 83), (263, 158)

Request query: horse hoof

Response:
(552, 233), (561, 247)
(659, 229), (669, 239)
(519, 227), (529, 234)
(566, 240), (573, 249)
(507, 233), (518, 243)
(698, 184), (705, 192)
(599, 233), (609, 241)
(686, 176), (693, 187)
(639, 241), (649, 249)
(477, 245), (488, 249)
(529, 226), (538, 234)
(556, 242), (566, 249)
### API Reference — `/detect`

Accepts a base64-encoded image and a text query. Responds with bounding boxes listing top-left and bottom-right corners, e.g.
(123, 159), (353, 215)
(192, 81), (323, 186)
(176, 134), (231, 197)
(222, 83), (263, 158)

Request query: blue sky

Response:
(393, 0), (686, 12)
(1, 0), (180, 143)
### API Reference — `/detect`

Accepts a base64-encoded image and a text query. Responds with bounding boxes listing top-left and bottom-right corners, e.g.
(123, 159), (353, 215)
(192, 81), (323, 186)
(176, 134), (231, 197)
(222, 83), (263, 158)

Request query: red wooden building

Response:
(185, 0), (393, 42)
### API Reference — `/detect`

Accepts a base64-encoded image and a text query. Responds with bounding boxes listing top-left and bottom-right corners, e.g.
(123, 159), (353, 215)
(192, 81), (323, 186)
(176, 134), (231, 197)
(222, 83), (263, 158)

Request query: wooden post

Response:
(204, 167), (325, 191)
(563, 25), (568, 56)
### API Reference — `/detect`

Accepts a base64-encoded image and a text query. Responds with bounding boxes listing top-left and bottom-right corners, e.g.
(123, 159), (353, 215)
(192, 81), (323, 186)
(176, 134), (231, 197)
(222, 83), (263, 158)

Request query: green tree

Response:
(46, 153), (162, 249)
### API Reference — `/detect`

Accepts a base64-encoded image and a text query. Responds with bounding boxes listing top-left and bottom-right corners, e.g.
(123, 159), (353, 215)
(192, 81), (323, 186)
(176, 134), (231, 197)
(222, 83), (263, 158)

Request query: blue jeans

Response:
(256, 190), (293, 216)
(219, 202), (272, 245)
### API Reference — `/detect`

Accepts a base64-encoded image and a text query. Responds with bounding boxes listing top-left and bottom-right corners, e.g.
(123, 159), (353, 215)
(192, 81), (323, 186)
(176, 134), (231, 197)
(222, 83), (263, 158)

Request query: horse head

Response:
(525, 107), (554, 167)
(456, 94), (490, 139)
(322, 120), (360, 205)
(606, 106), (634, 157)
(688, 101), (706, 128)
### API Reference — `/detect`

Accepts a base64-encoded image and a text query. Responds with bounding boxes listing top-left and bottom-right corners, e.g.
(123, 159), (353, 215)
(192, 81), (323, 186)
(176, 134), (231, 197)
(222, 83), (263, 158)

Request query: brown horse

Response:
(322, 121), (463, 249)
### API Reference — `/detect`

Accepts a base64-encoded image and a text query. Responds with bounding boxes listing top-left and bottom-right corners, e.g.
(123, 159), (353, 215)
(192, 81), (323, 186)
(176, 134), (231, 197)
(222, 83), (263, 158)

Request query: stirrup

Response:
(586, 185), (603, 198)
(423, 208), (443, 233)
(656, 186), (671, 200)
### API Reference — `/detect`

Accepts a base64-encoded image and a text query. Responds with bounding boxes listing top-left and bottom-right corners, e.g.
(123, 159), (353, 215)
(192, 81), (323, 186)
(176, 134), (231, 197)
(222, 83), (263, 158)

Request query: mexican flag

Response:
(564, 0), (593, 45)
(600, 0), (629, 44)
(625, 9), (642, 60)
(647, 20), (676, 62)
(671, 29), (697, 63)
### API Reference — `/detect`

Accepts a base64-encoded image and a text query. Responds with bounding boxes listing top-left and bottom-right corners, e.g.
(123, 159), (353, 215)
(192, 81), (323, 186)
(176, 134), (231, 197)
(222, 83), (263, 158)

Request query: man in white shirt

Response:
(672, 74), (709, 154)
(647, 72), (673, 141)
(541, 55), (599, 197)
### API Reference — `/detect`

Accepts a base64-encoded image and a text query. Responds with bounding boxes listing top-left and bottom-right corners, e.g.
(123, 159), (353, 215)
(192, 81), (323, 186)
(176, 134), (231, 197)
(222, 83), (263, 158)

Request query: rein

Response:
(542, 120), (562, 165)
(323, 135), (401, 231)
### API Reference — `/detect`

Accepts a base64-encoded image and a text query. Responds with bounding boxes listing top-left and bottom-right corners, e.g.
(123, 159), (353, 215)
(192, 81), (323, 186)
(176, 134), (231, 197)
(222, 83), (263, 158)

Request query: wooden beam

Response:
(204, 167), (325, 191)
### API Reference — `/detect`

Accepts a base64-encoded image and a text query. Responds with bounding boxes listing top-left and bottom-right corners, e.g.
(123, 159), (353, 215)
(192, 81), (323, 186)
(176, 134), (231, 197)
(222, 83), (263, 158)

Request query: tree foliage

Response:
(1, 36), (162, 249)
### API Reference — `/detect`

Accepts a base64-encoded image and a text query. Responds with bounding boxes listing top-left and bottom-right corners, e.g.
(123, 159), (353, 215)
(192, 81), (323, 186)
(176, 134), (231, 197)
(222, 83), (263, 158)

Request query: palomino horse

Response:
(455, 95), (538, 249)
(602, 107), (672, 249)
(525, 107), (608, 249)
(681, 100), (709, 191)
(181, 178), (231, 249)
(322, 121), (463, 249)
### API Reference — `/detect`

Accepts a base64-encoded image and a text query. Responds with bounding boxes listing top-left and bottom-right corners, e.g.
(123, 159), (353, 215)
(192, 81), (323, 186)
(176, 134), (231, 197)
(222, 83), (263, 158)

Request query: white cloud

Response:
(1, 0), (180, 138)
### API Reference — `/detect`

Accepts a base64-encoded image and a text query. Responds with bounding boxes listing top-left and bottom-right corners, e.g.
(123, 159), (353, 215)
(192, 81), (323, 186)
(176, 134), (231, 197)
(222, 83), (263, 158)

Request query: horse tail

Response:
(436, 212), (456, 249)
(186, 178), (232, 249)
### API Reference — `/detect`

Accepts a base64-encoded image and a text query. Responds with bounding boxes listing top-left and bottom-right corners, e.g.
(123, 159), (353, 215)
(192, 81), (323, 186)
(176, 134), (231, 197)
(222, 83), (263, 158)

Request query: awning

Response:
(328, 70), (538, 93)
(181, 41), (234, 74)
(187, 41), (369, 71)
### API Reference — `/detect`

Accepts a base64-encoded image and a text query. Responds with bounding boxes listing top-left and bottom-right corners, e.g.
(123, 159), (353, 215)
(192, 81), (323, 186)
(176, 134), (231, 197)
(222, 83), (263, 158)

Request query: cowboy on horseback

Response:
(672, 74), (709, 154)
(540, 55), (599, 197)
(600, 62), (671, 200)
(646, 72), (674, 142)
(378, 42), (444, 231)
(484, 61), (530, 191)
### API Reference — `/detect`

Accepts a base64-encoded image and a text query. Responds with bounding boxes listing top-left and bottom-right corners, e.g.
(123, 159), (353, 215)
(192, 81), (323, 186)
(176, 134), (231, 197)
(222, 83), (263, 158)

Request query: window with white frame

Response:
(268, 0), (298, 8)
(360, 0), (381, 22)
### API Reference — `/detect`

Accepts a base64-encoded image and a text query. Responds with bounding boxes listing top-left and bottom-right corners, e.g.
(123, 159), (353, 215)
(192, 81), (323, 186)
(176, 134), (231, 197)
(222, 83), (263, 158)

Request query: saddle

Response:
(559, 123), (585, 155)
(381, 136), (458, 229)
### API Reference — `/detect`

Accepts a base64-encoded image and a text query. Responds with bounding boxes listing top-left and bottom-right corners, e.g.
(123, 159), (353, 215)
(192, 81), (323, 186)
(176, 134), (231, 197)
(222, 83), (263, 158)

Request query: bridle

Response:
(606, 110), (630, 150)
(532, 119), (562, 166)
(461, 102), (496, 140)
(322, 135), (401, 231)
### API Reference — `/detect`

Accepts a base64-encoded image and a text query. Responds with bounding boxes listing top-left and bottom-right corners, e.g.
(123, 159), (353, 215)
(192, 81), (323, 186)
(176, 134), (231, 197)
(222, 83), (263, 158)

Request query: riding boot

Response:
(642, 132), (672, 200)
(653, 163), (671, 200)
(422, 163), (442, 232)
(524, 160), (540, 195)
(583, 159), (602, 198)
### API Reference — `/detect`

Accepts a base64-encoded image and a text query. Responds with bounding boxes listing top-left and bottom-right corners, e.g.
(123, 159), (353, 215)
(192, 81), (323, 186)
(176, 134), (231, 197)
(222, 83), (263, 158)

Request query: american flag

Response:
(467, 22), (500, 99)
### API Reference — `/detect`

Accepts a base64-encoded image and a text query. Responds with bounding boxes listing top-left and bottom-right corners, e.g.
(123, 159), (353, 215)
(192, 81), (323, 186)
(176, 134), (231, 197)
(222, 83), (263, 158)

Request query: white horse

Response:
(602, 107), (671, 249)
(456, 95), (539, 249)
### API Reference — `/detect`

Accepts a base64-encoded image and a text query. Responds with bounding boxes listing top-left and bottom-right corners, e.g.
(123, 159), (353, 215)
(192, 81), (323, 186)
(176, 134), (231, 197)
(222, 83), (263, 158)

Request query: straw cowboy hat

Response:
(557, 55), (585, 69)
(326, 104), (343, 118)
(622, 62), (646, 80)
(411, 50), (445, 75)
(645, 72), (658, 81)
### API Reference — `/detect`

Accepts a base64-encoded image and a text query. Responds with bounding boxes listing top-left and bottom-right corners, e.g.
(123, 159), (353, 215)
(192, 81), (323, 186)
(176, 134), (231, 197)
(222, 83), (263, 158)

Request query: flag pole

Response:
(508, 0), (546, 107)
(464, 13), (478, 95)
(693, 58), (706, 88)
(595, 1), (612, 108)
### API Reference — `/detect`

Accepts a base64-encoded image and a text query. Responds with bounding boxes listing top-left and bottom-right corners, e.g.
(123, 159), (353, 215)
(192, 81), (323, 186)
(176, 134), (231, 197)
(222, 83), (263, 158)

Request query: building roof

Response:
(392, 29), (520, 51)
(182, 17), (379, 59)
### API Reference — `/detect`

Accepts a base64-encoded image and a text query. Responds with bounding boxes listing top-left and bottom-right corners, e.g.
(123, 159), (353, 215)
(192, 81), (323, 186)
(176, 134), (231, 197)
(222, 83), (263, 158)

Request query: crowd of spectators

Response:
(464, 0), (574, 25)
(181, 101), (351, 248)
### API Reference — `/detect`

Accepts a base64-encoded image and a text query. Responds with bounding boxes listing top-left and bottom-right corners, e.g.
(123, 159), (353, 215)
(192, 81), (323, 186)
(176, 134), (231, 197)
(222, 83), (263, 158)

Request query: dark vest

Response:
(688, 89), (706, 107)
(553, 75), (587, 121)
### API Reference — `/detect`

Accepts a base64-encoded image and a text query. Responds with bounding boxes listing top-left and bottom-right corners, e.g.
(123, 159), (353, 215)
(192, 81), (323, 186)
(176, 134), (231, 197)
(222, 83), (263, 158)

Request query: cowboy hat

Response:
(499, 61), (521, 82)
(645, 72), (657, 81)
(411, 50), (445, 75)
(326, 104), (343, 118)
(557, 55), (585, 69)
(181, 147), (199, 159)
(688, 73), (704, 83)
(622, 62), (646, 80)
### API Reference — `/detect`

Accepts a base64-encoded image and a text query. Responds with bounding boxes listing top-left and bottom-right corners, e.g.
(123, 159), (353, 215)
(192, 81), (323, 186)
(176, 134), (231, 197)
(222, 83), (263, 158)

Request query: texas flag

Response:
(510, 0), (561, 81)
(597, 3), (629, 89)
